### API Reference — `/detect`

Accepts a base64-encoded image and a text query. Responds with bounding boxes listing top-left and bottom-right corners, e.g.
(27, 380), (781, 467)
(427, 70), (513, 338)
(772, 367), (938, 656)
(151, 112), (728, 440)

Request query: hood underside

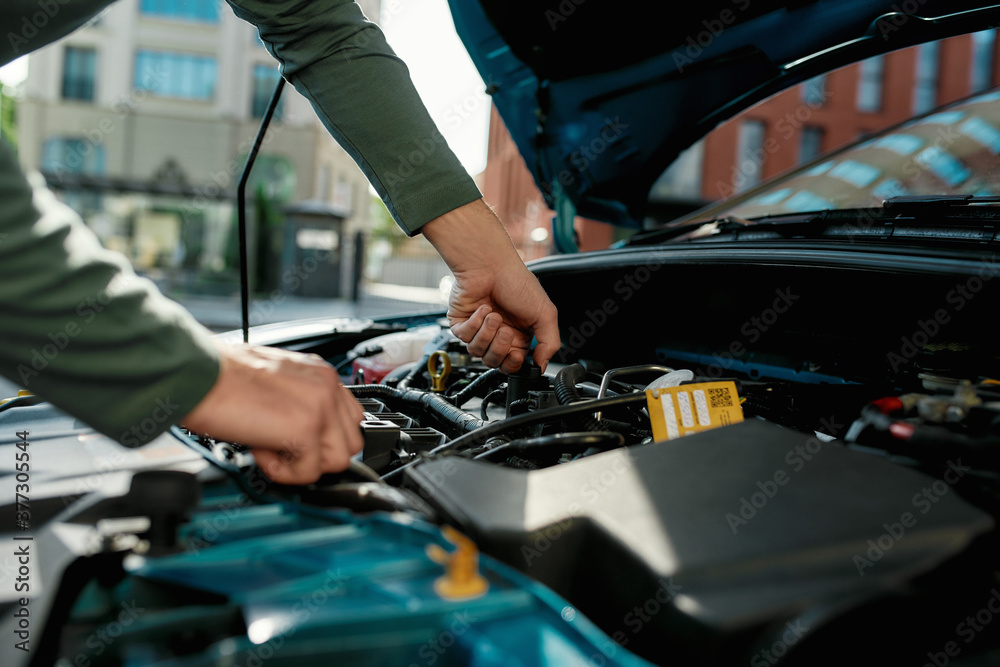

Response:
(448, 0), (1000, 228)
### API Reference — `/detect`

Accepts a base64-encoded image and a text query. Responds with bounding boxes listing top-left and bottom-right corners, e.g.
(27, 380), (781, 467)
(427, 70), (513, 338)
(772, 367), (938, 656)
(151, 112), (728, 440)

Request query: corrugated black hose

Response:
(348, 384), (485, 433)
(449, 368), (504, 407)
(554, 363), (603, 431)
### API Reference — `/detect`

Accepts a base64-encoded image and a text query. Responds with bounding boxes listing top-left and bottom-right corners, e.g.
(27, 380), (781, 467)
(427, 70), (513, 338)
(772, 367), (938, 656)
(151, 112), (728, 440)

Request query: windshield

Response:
(681, 89), (1000, 223)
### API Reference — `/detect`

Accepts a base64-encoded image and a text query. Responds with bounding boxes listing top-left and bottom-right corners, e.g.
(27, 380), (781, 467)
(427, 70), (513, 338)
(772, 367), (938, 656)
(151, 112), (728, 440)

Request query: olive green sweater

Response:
(0, 0), (481, 444)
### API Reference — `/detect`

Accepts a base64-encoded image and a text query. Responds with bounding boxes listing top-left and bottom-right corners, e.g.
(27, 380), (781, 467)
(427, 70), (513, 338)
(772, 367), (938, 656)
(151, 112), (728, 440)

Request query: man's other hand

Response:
(182, 342), (364, 484)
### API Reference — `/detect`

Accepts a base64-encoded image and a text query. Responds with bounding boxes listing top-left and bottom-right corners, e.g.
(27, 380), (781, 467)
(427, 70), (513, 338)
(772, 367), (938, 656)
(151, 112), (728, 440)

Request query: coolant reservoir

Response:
(351, 325), (448, 383)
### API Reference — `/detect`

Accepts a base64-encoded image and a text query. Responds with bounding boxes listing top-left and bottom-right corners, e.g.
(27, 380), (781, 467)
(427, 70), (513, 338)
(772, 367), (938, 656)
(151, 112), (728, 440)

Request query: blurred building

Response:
(483, 30), (999, 253)
(17, 0), (381, 294)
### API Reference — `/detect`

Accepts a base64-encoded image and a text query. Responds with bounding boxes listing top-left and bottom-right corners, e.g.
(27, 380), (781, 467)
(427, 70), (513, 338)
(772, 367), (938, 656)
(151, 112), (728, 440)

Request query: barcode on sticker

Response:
(693, 390), (710, 425)
(660, 394), (679, 439)
(677, 391), (694, 428)
(708, 387), (733, 407)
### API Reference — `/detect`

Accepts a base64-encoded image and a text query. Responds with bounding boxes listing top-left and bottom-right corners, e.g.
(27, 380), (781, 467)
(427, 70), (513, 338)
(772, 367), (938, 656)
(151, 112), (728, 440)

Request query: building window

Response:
(970, 29), (996, 93)
(735, 119), (766, 193)
(62, 46), (96, 101)
(799, 126), (824, 163)
(140, 0), (219, 23)
(135, 50), (217, 101)
(912, 41), (940, 114)
(801, 74), (827, 106)
(42, 137), (106, 175)
(251, 65), (285, 119)
(856, 55), (884, 112)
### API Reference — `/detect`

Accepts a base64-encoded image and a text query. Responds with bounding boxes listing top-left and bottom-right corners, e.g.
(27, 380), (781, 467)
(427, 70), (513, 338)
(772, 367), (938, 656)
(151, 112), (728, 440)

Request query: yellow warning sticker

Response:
(646, 381), (743, 441)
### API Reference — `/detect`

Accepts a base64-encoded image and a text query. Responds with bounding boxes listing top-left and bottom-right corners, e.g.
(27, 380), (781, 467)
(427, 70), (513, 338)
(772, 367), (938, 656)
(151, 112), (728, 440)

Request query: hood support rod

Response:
(237, 74), (286, 343)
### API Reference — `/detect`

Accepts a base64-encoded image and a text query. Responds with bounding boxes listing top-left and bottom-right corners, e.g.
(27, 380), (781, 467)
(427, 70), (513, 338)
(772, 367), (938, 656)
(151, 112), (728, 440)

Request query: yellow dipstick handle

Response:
(426, 525), (488, 600)
(428, 351), (451, 392)
(0, 390), (32, 406)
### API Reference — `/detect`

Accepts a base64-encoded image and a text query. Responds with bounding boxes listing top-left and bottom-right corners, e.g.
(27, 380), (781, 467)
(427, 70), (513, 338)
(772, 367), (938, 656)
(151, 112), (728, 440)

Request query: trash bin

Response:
(280, 200), (348, 298)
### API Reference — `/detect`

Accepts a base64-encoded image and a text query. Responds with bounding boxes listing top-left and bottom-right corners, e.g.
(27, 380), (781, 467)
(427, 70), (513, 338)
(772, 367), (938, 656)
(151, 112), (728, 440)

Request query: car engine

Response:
(6, 249), (1000, 666)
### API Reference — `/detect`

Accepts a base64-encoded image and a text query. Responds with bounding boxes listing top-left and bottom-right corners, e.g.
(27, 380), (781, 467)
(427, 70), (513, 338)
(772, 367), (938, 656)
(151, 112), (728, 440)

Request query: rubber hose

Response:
(481, 387), (507, 420)
(554, 363), (602, 431)
(450, 368), (505, 407)
(397, 352), (432, 389)
(507, 398), (533, 416)
(348, 384), (485, 433)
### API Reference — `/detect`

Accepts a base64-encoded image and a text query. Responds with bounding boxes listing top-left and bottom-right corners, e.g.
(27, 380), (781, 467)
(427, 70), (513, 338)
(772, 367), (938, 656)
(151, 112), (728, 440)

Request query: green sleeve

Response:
(0, 142), (220, 446)
(0, 1), (113, 68)
(226, 0), (483, 235)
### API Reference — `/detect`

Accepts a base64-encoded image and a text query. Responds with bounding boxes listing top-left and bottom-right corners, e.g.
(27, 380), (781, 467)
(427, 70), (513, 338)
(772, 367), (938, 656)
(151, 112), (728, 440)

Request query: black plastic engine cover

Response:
(405, 420), (995, 665)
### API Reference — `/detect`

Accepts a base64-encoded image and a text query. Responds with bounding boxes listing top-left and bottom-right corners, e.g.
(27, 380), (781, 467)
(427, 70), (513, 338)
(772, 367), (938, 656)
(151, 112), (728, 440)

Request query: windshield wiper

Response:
(621, 195), (1000, 247)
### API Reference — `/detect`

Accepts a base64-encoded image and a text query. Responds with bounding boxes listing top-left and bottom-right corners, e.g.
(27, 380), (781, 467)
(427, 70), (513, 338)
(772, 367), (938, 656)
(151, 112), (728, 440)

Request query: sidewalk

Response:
(171, 283), (450, 332)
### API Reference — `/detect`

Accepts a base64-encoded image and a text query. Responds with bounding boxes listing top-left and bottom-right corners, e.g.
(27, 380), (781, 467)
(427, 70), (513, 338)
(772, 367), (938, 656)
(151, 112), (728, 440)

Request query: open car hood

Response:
(448, 0), (1000, 230)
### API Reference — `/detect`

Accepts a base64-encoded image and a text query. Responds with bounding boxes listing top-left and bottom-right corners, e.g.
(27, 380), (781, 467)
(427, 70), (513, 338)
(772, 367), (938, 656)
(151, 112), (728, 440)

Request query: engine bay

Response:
(6, 246), (1000, 666)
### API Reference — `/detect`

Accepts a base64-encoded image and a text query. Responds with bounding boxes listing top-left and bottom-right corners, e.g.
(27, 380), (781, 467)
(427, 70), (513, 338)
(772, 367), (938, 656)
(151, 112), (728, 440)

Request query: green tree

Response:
(253, 183), (283, 294)
(1, 86), (17, 150)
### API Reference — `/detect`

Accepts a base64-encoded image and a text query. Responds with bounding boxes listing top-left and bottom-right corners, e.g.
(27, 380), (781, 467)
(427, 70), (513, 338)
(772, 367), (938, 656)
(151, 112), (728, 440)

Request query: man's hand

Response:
(181, 341), (364, 484)
(422, 199), (560, 373)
